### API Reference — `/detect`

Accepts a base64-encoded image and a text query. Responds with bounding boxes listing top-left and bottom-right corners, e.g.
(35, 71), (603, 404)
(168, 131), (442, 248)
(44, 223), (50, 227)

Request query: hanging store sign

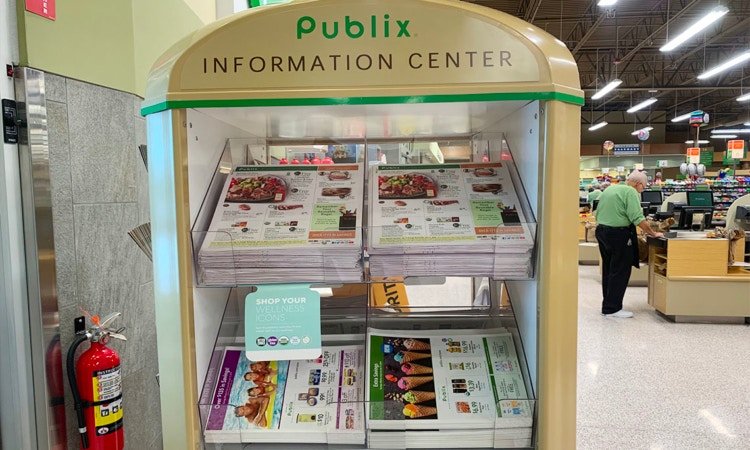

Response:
(656, 160), (668, 168)
(612, 144), (639, 155)
(689, 110), (709, 127)
(699, 149), (714, 166)
(179, 2), (541, 90)
(728, 140), (745, 160)
(686, 147), (700, 164)
(25, 0), (55, 20)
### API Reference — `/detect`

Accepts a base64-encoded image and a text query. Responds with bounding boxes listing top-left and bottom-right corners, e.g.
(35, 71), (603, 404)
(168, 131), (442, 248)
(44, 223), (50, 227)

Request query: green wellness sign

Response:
(297, 14), (411, 39)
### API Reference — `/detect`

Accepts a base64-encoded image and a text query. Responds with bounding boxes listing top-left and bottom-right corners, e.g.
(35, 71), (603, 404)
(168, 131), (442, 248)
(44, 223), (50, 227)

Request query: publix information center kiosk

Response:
(142, 0), (583, 448)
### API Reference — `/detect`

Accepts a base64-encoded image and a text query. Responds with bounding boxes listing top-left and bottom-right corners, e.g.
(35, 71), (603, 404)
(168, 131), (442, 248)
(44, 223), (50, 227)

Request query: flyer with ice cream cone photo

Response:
(365, 328), (532, 430)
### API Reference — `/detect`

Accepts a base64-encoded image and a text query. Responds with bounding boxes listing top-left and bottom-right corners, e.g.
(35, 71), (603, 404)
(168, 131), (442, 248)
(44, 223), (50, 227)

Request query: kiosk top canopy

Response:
(142, 0), (583, 115)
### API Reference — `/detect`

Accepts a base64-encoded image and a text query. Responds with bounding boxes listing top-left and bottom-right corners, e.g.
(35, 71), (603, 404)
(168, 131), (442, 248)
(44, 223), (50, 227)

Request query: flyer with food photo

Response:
(201, 165), (364, 251)
(366, 328), (532, 430)
(368, 163), (531, 249)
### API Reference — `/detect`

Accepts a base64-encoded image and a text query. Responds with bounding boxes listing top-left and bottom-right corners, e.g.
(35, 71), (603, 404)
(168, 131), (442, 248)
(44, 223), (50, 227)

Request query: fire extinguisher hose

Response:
(67, 333), (90, 449)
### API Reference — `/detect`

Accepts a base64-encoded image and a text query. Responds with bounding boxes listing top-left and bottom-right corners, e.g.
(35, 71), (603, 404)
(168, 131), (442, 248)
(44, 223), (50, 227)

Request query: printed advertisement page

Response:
(201, 165), (363, 252)
(204, 345), (365, 444)
(369, 163), (531, 249)
(366, 328), (532, 430)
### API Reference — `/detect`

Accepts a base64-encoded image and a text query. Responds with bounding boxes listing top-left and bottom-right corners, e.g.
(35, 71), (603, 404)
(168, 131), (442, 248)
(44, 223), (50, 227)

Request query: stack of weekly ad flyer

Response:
(202, 344), (365, 444)
(367, 163), (534, 279)
(365, 328), (533, 448)
(197, 165), (365, 285)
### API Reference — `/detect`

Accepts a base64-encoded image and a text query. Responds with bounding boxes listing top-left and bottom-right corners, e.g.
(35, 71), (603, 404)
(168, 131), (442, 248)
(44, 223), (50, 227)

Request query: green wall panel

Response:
(19, 0), (211, 96)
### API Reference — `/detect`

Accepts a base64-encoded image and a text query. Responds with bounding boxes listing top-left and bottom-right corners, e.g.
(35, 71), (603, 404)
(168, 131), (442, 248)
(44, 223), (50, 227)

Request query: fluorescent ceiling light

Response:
(685, 140), (710, 144)
(598, 0), (617, 5)
(710, 134), (737, 139)
(711, 129), (750, 133)
(591, 79), (622, 100)
(737, 93), (750, 102)
(627, 98), (658, 113)
(630, 126), (654, 135)
(697, 51), (750, 80)
(588, 121), (608, 131)
(671, 113), (692, 122)
(745, 121), (750, 126)
(660, 6), (729, 52)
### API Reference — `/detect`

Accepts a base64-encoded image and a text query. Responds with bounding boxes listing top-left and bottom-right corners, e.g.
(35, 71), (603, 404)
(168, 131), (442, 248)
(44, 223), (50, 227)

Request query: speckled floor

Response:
(576, 264), (750, 450)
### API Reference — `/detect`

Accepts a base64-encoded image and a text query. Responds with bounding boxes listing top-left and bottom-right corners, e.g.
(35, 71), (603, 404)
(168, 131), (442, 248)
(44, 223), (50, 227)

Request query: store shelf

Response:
(198, 285), (535, 449)
(190, 146), (538, 287)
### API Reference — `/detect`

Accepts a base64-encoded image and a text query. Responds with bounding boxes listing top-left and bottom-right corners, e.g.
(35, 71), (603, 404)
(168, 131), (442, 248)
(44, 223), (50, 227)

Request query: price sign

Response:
(728, 140), (745, 159)
(657, 160), (668, 168)
(616, 166), (625, 173)
(634, 163), (644, 170)
(686, 147), (700, 164)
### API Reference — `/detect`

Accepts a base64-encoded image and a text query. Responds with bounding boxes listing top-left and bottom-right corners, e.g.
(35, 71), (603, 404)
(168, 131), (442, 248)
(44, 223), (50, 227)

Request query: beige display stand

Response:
(142, 1), (583, 448)
(648, 235), (750, 321)
(578, 215), (599, 265)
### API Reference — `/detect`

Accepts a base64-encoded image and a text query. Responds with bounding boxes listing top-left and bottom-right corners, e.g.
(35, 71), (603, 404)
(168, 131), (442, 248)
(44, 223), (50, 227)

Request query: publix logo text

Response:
(297, 14), (411, 39)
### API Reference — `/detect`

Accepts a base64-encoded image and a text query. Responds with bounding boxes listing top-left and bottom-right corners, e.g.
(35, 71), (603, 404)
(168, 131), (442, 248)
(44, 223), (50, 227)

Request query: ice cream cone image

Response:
(403, 404), (438, 419)
(402, 390), (436, 404)
(397, 376), (433, 390)
(402, 338), (430, 351)
(393, 350), (431, 363)
(400, 362), (432, 375)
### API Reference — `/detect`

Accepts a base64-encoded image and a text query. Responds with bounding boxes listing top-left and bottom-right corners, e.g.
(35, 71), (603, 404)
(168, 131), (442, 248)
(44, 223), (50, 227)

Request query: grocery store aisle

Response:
(576, 264), (750, 450)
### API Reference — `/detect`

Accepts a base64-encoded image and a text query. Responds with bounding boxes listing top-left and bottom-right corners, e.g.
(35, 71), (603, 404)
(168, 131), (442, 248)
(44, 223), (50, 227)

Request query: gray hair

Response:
(627, 171), (648, 185)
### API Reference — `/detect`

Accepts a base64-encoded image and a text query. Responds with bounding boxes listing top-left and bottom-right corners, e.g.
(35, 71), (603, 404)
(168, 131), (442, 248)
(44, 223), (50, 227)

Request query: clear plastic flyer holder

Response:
(366, 222), (537, 281)
(206, 286), (369, 347)
(367, 276), (500, 316)
(320, 398), (535, 449)
(192, 229), (366, 287)
(199, 381), (534, 449)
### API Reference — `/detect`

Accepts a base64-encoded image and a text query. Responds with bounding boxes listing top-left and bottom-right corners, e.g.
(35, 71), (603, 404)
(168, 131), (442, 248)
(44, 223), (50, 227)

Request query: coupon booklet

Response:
(365, 328), (532, 431)
(204, 345), (365, 444)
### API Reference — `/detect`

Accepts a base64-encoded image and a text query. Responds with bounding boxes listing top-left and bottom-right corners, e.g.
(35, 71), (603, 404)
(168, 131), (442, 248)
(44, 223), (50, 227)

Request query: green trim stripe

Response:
(368, 335), (385, 419)
(141, 91), (584, 116)
(378, 164), (460, 170)
(483, 337), (501, 407)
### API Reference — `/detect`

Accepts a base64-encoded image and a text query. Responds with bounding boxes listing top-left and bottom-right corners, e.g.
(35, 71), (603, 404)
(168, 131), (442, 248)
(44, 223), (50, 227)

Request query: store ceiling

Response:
(467, 0), (750, 135)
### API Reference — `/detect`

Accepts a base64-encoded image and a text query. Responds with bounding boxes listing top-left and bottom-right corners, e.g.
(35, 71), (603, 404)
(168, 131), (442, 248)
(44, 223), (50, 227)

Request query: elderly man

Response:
(587, 184), (602, 203)
(595, 171), (664, 318)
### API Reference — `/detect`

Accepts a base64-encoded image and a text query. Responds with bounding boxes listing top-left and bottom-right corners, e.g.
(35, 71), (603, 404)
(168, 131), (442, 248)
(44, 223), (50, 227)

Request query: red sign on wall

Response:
(26, 0), (56, 20)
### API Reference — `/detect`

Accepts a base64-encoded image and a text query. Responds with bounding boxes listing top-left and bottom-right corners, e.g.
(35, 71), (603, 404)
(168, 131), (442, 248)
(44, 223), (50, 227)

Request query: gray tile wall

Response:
(45, 73), (162, 449)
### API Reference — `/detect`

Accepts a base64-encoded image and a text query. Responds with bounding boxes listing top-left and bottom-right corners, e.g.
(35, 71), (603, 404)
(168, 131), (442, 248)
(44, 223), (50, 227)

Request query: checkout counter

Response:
(646, 193), (750, 322)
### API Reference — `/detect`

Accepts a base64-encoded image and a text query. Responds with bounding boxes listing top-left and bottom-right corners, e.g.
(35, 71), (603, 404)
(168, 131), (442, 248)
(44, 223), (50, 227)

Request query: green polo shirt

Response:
(594, 183), (645, 227)
(587, 190), (601, 202)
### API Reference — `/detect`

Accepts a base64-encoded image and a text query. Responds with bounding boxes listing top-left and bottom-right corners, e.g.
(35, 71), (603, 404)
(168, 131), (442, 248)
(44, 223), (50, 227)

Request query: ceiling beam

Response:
(521, 0), (544, 22)
(616, 0), (702, 65)
(582, 86), (748, 92)
(571, 14), (607, 55)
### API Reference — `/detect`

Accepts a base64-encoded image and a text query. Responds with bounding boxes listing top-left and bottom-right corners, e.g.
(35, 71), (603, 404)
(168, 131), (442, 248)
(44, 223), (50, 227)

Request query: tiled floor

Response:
(576, 264), (750, 450)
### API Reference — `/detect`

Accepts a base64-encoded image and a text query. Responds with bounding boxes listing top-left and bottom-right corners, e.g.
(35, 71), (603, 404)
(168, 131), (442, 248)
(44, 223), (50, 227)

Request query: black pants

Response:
(595, 225), (634, 314)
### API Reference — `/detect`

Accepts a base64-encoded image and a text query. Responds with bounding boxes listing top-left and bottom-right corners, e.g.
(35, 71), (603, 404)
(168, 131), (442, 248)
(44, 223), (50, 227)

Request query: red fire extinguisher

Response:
(67, 312), (126, 450)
